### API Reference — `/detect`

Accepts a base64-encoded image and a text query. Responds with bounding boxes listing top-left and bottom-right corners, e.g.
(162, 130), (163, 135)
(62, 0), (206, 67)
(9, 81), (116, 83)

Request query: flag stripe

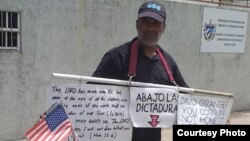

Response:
(25, 119), (46, 136)
(51, 120), (72, 141)
(26, 119), (47, 139)
(54, 124), (71, 141)
(38, 130), (51, 141)
(32, 125), (49, 141)
(25, 103), (73, 141)
(57, 127), (72, 141)
(35, 125), (50, 141)
(46, 119), (72, 141)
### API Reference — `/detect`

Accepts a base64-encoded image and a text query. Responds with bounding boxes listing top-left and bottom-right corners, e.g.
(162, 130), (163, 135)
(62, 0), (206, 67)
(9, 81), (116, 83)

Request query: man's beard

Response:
(139, 31), (160, 46)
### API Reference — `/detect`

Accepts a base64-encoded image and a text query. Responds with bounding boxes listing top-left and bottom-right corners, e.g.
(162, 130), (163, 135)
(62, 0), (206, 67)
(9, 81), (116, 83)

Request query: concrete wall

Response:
(0, 0), (249, 140)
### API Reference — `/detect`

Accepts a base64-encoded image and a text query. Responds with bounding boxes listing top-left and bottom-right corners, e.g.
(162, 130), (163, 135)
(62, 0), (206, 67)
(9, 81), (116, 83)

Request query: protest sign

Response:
(47, 83), (132, 141)
(129, 87), (178, 128)
(177, 93), (233, 125)
(50, 73), (234, 127)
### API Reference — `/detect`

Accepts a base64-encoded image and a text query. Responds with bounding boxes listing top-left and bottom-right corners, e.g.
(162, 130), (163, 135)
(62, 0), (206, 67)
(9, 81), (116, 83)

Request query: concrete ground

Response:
(19, 111), (250, 141)
(161, 111), (250, 141)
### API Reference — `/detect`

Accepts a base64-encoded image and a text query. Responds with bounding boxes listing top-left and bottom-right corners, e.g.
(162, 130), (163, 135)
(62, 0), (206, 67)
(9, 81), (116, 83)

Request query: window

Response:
(0, 11), (20, 50)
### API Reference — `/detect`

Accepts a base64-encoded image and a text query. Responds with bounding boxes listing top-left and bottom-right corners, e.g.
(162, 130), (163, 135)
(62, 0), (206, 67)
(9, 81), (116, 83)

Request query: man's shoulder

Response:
(157, 45), (172, 57)
(157, 45), (176, 64)
(108, 40), (132, 54)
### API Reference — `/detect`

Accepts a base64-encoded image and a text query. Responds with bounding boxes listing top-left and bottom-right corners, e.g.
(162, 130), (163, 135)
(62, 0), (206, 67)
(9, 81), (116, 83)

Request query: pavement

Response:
(161, 111), (250, 141)
(19, 111), (250, 141)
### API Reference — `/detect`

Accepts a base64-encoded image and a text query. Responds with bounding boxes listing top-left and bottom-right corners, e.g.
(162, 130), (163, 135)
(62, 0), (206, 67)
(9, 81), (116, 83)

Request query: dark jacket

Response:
(92, 38), (188, 141)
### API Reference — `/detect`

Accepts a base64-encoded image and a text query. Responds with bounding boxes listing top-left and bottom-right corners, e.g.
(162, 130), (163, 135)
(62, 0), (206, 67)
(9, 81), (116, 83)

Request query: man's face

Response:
(136, 17), (165, 46)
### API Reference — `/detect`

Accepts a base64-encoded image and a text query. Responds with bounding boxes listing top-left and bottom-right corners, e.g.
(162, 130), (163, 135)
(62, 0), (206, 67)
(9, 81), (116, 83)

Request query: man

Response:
(92, 1), (188, 141)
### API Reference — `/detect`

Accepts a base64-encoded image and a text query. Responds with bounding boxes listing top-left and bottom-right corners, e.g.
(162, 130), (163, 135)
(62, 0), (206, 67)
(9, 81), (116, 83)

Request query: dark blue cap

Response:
(138, 1), (167, 22)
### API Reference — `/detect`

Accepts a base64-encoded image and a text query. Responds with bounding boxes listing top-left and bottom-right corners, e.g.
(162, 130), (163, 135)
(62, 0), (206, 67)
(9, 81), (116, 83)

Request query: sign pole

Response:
(52, 73), (234, 97)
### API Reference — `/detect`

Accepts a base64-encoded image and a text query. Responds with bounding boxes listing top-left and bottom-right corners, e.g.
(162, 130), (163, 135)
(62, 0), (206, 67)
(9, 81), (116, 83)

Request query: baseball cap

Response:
(138, 1), (166, 22)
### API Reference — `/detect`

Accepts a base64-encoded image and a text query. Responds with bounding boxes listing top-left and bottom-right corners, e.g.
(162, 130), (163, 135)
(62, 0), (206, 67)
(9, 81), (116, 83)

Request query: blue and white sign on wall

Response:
(201, 7), (248, 53)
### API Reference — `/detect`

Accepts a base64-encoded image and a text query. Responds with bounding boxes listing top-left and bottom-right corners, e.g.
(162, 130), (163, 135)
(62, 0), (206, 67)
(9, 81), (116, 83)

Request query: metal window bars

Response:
(0, 11), (19, 50)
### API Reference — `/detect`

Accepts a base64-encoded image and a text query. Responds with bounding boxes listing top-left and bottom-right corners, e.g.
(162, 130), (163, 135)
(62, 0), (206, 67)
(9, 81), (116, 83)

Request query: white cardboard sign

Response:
(47, 83), (132, 141)
(177, 93), (233, 125)
(129, 87), (178, 128)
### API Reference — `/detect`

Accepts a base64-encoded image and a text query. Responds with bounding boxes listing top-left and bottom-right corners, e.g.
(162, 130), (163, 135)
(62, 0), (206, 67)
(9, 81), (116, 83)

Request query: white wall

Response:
(0, 0), (249, 140)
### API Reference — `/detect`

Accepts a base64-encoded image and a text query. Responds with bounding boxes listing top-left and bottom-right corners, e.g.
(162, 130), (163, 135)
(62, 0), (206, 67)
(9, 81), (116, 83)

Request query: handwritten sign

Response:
(47, 84), (132, 141)
(177, 93), (233, 125)
(129, 87), (178, 128)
